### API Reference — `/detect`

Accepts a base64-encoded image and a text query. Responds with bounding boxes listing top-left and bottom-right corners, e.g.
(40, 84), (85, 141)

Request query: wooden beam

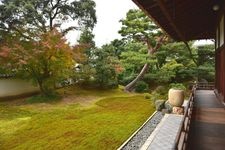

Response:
(132, 0), (175, 40)
(156, 0), (186, 41)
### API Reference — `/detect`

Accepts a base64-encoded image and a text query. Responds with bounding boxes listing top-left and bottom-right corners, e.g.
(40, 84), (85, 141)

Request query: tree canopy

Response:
(0, 0), (97, 40)
(0, 29), (74, 95)
(118, 9), (167, 91)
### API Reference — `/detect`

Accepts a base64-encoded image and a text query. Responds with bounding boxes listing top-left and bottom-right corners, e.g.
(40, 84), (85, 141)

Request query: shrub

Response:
(118, 75), (136, 85)
(135, 81), (149, 93)
(169, 83), (186, 90)
(144, 93), (151, 99)
(155, 86), (168, 95)
(151, 86), (168, 102)
(151, 91), (163, 102)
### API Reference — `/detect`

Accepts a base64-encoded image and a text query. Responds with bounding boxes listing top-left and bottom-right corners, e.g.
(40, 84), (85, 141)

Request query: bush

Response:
(144, 93), (151, 99)
(151, 91), (163, 102)
(151, 86), (168, 102)
(104, 80), (118, 89)
(169, 83), (186, 90)
(118, 75), (136, 85)
(155, 86), (168, 95)
(135, 81), (149, 93)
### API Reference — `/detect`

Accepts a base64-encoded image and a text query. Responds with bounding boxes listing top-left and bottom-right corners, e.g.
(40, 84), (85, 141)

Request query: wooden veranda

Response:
(187, 89), (225, 150)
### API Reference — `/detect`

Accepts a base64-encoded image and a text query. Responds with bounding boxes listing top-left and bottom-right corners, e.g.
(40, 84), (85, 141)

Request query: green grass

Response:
(0, 86), (155, 150)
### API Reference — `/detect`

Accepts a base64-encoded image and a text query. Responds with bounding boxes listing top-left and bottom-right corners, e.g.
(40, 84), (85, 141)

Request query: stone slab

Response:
(141, 114), (183, 150)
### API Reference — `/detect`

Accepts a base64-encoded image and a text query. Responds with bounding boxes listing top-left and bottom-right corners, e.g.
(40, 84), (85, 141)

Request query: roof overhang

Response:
(133, 0), (225, 41)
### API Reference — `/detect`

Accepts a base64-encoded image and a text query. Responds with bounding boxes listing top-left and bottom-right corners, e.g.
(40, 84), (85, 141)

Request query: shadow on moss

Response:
(26, 94), (61, 104)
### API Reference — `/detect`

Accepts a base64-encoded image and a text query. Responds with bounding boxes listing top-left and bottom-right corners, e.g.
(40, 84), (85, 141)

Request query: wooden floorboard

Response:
(187, 90), (225, 150)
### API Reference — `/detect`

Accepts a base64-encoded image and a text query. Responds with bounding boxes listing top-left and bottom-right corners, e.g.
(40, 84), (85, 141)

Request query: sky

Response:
(93, 0), (137, 47)
(66, 0), (213, 47)
(66, 0), (137, 47)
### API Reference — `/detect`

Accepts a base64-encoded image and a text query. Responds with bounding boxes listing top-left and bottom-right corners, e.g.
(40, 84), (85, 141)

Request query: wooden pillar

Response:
(215, 50), (217, 91)
(218, 20), (221, 94)
(224, 11), (225, 102)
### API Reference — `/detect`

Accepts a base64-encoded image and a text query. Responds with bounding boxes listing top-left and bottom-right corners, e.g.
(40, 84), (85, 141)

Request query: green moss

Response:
(144, 93), (151, 99)
(0, 89), (155, 150)
(26, 94), (61, 104)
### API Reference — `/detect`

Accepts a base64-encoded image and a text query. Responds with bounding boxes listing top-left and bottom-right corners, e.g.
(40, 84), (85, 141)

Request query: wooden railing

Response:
(174, 86), (196, 150)
(174, 82), (215, 149)
(195, 82), (215, 90)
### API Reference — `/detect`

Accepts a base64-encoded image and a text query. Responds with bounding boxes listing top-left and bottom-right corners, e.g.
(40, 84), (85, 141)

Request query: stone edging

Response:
(117, 111), (158, 150)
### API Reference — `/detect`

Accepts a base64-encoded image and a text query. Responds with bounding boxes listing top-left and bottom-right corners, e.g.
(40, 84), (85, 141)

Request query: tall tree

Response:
(91, 44), (120, 89)
(0, 0), (97, 40)
(196, 44), (215, 81)
(72, 28), (96, 84)
(119, 9), (167, 91)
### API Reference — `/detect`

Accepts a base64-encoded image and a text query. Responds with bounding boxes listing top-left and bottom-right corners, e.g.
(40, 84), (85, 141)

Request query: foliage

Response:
(73, 27), (96, 85)
(154, 42), (197, 82)
(135, 81), (149, 93)
(120, 41), (156, 71)
(72, 44), (96, 85)
(118, 9), (167, 91)
(78, 28), (95, 48)
(169, 83), (186, 90)
(119, 9), (164, 42)
(0, 29), (74, 95)
(197, 62), (215, 81)
(118, 41), (215, 85)
(117, 41), (198, 85)
(118, 74), (136, 85)
(157, 60), (184, 83)
(0, 0), (97, 40)
(196, 44), (215, 81)
(197, 44), (214, 66)
(154, 86), (168, 95)
(151, 86), (168, 102)
(144, 93), (151, 99)
(91, 45), (120, 89)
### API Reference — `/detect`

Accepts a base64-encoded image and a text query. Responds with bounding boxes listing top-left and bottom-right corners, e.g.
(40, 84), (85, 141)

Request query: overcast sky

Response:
(93, 0), (137, 47)
(66, 0), (137, 47)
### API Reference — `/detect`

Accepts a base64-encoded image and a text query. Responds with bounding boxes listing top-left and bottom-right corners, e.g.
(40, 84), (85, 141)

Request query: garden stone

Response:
(155, 100), (165, 111)
(164, 100), (173, 113)
(161, 108), (170, 114)
(172, 107), (184, 115)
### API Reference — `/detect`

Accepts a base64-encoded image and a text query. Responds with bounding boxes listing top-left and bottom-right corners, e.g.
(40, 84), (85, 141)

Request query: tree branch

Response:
(11, 26), (32, 40)
(61, 26), (80, 36)
(184, 41), (198, 65)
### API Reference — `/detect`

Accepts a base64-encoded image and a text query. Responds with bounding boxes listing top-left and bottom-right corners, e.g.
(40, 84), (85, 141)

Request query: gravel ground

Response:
(121, 111), (164, 150)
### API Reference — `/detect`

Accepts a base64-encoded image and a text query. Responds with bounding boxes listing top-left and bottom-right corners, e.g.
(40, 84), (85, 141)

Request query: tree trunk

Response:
(125, 45), (153, 92)
(37, 79), (46, 95)
(124, 37), (165, 92)
(50, 18), (53, 31)
(184, 42), (197, 65)
(124, 63), (150, 91)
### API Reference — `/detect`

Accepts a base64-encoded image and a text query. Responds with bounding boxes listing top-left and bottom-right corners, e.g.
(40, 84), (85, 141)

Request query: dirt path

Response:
(60, 95), (99, 106)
